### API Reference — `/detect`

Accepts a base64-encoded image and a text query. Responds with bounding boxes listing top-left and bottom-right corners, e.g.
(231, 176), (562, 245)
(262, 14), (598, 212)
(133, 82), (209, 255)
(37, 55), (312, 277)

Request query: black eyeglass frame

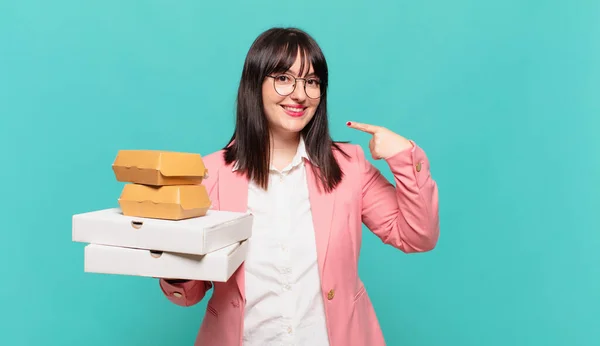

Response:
(266, 73), (324, 99)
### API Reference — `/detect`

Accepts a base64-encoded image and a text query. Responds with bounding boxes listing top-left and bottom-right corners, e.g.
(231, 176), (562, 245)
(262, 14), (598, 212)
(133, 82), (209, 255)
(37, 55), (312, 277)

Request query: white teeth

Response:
(283, 106), (304, 112)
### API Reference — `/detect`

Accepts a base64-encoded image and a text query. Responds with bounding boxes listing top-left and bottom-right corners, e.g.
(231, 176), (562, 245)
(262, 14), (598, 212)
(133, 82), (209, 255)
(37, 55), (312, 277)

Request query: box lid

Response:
(112, 150), (208, 185)
(72, 208), (254, 255)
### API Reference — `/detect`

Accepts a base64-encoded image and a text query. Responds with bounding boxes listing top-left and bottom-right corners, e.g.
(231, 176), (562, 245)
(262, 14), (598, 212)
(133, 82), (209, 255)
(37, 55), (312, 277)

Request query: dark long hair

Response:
(223, 27), (349, 192)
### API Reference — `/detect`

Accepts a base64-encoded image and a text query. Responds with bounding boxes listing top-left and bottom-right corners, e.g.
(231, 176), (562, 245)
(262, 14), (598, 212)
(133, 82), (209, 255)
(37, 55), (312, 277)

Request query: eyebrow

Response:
(285, 70), (319, 78)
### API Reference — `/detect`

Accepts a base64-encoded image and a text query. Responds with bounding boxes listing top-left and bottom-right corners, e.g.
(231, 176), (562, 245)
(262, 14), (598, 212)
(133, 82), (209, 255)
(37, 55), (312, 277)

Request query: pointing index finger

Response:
(347, 121), (379, 134)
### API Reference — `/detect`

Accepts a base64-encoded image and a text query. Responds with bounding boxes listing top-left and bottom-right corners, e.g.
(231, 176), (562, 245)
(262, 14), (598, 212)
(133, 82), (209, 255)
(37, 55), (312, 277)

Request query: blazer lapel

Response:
(217, 164), (249, 298)
(304, 160), (336, 280)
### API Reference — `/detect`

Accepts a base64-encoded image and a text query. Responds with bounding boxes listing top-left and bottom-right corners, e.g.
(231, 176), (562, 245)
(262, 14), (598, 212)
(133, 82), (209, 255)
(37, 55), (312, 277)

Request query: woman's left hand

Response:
(347, 121), (414, 160)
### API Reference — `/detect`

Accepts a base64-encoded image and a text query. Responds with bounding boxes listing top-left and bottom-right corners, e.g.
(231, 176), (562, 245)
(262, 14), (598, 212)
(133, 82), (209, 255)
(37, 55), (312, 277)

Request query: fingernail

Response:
(346, 121), (351, 126)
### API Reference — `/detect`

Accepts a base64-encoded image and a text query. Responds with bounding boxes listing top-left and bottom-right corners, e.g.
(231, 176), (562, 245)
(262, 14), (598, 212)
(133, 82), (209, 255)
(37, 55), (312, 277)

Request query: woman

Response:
(159, 27), (440, 346)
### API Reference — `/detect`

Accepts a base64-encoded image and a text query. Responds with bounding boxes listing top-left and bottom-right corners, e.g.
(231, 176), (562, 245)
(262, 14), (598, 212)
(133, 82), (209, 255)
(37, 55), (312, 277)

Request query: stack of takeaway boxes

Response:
(71, 150), (253, 282)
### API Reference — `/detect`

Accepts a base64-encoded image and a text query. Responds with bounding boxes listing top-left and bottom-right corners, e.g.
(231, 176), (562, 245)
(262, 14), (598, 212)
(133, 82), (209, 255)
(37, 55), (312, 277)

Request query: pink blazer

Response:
(159, 142), (440, 346)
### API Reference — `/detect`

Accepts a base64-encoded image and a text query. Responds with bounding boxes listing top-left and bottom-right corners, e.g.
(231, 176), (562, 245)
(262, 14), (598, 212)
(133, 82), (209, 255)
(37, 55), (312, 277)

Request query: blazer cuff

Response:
(384, 140), (430, 189)
(159, 279), (200, 305)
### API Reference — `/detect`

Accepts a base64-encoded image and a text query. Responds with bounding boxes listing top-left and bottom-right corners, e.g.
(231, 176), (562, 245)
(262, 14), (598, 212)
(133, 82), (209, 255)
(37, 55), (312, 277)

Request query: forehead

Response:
(286, 53), (315, 76)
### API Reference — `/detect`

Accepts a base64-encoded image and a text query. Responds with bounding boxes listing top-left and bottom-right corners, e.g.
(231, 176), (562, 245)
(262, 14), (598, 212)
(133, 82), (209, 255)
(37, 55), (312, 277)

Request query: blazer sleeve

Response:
(157, 157), (221, 307)
(358, 142), (440, 253)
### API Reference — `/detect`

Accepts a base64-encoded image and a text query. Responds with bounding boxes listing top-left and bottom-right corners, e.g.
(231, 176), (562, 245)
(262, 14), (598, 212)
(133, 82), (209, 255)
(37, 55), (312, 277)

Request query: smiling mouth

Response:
(281, 105), (306, 112)
(281, 105), (307, 117)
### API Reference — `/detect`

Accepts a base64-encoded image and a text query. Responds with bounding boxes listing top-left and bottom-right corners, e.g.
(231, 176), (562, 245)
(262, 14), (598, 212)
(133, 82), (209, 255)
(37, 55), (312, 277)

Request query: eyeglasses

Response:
(266, 73), (323, 99)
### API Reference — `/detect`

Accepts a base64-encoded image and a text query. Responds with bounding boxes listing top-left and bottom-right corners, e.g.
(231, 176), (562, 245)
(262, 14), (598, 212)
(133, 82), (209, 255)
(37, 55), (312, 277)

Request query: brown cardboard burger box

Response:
(112, 149), (209, 186)
(72, 149), (253, 282)
(118, 183), (212, 221)
(113, 150), (211, 220)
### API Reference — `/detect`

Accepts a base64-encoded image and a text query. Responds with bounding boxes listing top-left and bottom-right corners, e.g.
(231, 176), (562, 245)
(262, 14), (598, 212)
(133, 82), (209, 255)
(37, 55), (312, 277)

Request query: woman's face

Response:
(262, 53), (321, 138)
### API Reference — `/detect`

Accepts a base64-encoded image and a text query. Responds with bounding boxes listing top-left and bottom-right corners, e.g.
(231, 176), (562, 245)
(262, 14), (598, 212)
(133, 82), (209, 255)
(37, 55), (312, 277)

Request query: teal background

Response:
(1, 0), (598, 345)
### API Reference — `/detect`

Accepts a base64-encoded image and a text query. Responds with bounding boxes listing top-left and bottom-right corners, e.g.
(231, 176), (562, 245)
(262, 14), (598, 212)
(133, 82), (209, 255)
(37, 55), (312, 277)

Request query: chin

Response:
(276, 122), (303, 133)
(287, 127), (306, 134)
(283, 117), (309, 128)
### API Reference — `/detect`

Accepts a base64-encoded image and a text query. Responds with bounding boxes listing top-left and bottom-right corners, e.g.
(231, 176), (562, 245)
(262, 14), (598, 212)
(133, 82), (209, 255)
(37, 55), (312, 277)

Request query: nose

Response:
(290, 80), (307, 101)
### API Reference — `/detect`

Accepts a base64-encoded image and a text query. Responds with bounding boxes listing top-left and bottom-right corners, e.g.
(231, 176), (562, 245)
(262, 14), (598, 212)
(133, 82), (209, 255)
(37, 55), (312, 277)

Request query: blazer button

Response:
(327, 289), (335, 300)
(416, 162), (422, 172)
(173, 292), (183, 298)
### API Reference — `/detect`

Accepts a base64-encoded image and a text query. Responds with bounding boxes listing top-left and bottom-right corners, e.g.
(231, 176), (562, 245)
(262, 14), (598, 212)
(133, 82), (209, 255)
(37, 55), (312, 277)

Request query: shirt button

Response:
(173, 292), (183, 298)
(287, 326), (293, 334)
(416, 161), (422, 172)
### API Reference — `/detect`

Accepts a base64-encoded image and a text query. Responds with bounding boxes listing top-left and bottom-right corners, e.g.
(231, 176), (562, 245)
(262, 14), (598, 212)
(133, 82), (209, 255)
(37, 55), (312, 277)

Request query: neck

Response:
(271, 133), (299, 150)
(269, 130), (301, 170)
(269, 128), (300, 150)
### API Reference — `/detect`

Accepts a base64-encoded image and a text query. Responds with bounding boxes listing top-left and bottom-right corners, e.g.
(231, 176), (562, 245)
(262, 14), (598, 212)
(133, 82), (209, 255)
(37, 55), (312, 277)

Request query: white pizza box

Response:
(83, 240), (248, 282)
(72, 208), (253, 255)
